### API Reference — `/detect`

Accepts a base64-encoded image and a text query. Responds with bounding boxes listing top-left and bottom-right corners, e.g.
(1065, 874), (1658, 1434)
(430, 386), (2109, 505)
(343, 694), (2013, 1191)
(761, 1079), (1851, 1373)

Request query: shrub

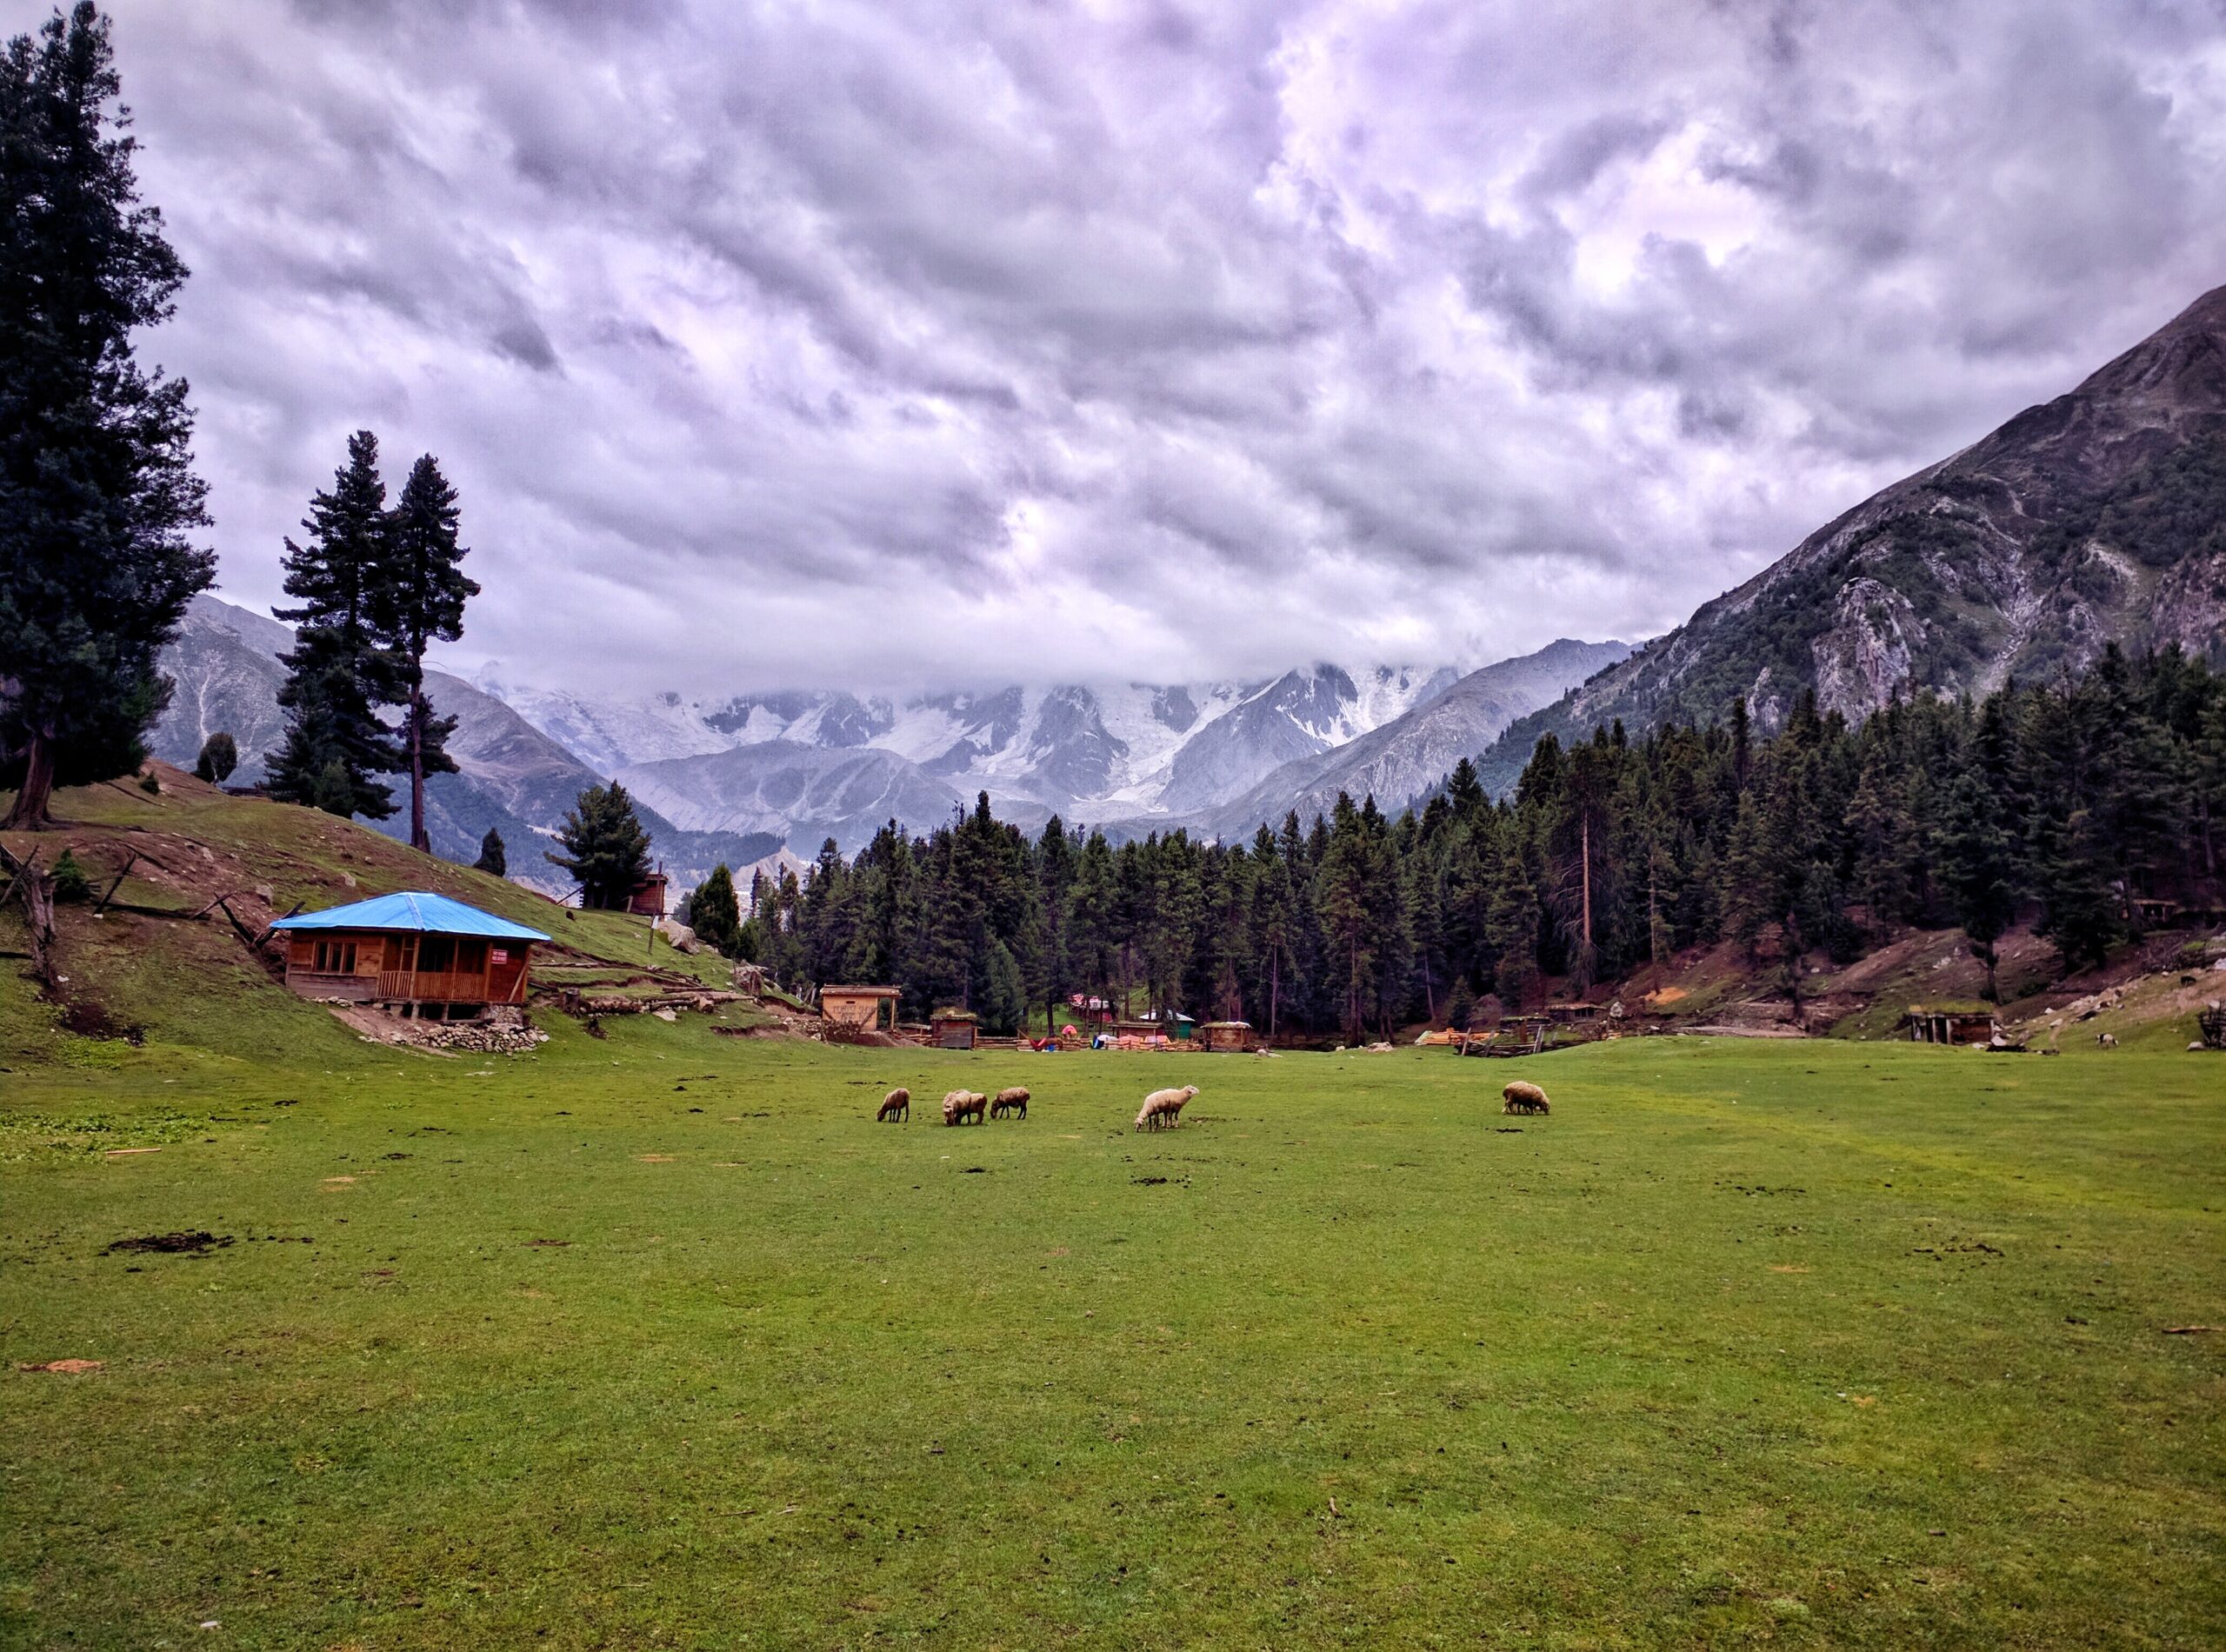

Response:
(51, 850), (92, 903)
(193, 731), (238, 784)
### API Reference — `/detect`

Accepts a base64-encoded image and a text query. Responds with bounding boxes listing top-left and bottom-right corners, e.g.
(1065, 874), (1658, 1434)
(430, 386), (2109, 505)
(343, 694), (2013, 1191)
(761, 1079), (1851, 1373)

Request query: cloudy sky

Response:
(101, 0), (2226, 694)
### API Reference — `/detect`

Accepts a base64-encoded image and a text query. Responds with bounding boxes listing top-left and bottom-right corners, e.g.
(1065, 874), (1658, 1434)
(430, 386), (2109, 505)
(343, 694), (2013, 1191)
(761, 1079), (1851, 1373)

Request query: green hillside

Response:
(0, 763), (733, 1073)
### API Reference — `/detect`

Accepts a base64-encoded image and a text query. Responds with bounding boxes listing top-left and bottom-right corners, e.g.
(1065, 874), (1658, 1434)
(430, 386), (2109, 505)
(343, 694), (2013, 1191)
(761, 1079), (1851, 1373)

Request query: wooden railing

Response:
(377, 969), (488, 1003)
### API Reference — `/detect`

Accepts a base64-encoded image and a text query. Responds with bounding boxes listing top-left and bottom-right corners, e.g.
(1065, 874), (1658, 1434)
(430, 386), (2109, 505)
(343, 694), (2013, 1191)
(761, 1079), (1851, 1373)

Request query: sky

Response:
(92, 0), (2226, 695)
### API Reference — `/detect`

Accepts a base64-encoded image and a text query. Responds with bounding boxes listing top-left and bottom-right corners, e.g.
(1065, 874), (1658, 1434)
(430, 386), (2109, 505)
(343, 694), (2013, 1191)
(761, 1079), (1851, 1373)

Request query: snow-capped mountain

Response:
(476, 660), (1463, 829)
(157, 595), (1622, 879)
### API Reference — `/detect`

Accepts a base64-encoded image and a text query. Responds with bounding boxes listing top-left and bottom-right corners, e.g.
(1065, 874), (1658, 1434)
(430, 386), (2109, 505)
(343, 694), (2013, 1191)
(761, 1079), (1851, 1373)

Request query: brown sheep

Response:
(876, 1087), (910, 1122)
(1501, 1080), (1550, 1116)
(1134, 1084), (1199, 1131)
(942, 1089), (988, 1126)
(990, 1086), (1030, 1121)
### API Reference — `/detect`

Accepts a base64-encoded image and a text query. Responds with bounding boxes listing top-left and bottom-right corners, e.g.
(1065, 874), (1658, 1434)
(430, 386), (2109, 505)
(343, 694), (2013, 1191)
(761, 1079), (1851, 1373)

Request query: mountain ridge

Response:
(1474, 282), (2226, 792)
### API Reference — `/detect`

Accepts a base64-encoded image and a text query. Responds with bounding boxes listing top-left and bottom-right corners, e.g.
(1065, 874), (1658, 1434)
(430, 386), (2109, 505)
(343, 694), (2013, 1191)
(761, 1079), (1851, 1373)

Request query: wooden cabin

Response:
(1900, 1005), (2000, 1046)
(271, 891), (550, 1021)
(930, 1009), (979, 1049)
(1196, 1020), (1255, 1052)
(821, 984), (901, 1037)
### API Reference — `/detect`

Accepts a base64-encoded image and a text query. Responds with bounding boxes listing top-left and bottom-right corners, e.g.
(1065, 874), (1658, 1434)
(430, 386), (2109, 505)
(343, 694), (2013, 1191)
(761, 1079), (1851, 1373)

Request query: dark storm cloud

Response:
(95, 0), (2226, 691)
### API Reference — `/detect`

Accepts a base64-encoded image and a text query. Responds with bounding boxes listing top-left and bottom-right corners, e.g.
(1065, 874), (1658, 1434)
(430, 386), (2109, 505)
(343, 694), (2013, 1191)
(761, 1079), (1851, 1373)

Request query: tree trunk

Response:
(408, 687), (429, 854)
(1648, 855), (1663, 967)
(1268, 947), (1279, 1041)
(17, 856), (57, 990)
(2, 731), (57, 831)
(1577, 814), (1594, 989)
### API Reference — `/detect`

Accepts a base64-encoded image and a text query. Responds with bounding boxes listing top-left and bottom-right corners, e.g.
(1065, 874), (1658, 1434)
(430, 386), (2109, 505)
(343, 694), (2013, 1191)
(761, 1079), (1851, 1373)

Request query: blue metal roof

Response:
(270, 890), (550, 943)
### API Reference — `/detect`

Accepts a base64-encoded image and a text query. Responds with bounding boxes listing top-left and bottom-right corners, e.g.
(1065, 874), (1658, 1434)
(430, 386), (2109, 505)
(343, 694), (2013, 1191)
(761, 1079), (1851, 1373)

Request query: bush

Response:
(193, 731), (237, 784)
(51, 850), (92, 903)
(474, 829), (507, 877)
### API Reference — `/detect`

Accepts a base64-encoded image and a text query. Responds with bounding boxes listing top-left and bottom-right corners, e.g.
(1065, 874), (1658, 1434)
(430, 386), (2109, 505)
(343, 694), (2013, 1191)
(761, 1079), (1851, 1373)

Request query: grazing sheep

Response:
(942, 1089), (988, 1126)
(1501, 1080), (1551, 1116)
(876, 1087), (910, 1122)
(1134, 1084), (1199, 1131)
(2096, 1031), (2118, 1049)
(990, 1086), (1030, 1121)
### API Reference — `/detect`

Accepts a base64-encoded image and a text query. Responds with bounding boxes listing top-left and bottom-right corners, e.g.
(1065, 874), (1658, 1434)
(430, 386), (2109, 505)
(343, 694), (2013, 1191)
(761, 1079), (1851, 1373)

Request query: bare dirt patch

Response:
(103, 1231), (233, 1256)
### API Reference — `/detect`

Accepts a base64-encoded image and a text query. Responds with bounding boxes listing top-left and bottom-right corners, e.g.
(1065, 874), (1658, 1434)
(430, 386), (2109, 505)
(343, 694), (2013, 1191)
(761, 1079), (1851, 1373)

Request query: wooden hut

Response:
(1900, 1005), (2000, 1046)
(1196, 1020), (1255, 1052)
(930, 1009), (979, 1049)
(271, 891), (549, 1021)
(821, 984), (901, 1038)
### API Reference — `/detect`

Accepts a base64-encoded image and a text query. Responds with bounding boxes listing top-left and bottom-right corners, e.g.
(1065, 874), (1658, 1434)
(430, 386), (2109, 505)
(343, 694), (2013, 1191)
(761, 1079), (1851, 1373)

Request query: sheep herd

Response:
(872, 1082), (1201, 1130)
(870, 1076), (1550, 1129)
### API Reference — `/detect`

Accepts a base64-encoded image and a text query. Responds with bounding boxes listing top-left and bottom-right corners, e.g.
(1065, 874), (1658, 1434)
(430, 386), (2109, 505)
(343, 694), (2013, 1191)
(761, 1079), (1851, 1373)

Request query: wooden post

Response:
(92, 852), (141, 916)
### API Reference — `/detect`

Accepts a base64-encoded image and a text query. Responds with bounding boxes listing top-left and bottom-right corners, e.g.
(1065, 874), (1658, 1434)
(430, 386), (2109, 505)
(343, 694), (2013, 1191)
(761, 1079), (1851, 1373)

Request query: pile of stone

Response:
(411, 1021), (550, 1055)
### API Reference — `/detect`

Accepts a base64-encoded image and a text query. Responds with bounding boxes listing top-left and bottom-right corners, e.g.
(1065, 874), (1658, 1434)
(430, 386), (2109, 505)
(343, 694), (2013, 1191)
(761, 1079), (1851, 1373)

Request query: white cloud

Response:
(98, 0), (2226, 693)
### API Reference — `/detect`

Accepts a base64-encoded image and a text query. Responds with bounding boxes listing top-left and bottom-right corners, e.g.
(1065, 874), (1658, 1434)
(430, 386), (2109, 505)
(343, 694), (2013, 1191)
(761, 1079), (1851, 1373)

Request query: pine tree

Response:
(1033, 817), (1077, 1031)
(1482, 822), (1540, 1009)
(1315, 793), (1378, 1039)
(381, 453), (477, 852)
(473, 827), (506, 876)
(544, 782), (651, 909)
(978, 936), (1026, 1036)
(193, 730), (237, 784)
(266, 431), (402, 817)
(1940, 769), (2016, 1002)
(690, 863), (742, 956)
(1, 3), (213, 829)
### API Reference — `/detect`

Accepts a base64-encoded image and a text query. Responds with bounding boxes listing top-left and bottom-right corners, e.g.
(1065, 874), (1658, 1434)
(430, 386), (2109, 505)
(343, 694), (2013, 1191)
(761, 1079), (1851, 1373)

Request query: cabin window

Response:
(383, 936), (415, 971)
(417, 936), (456, 972)
(454, 939), (489, 975)
(311, 939), (357, 975)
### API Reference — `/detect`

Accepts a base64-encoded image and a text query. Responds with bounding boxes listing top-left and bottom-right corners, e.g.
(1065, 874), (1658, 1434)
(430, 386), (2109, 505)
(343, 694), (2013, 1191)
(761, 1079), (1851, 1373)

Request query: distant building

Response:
(930, 1009), (979, 1049)
(821, 985), (902, 1038)
(1196, 1020), (1254, 1051)
(1900, 1005), (2000, 1046)
(271, 891), (549, 1021)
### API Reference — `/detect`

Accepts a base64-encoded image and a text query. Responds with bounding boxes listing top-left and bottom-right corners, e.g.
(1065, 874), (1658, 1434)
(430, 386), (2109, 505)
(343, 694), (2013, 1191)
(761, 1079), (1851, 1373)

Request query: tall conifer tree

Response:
(0, 3), (212, 828)
(382, 453), (477, 851)
(267, 431), (402, 816)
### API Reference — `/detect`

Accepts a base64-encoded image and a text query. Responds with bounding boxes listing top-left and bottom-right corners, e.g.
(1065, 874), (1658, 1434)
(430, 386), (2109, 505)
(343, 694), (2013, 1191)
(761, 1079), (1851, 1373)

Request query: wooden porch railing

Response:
(377, 969), (489, 1003)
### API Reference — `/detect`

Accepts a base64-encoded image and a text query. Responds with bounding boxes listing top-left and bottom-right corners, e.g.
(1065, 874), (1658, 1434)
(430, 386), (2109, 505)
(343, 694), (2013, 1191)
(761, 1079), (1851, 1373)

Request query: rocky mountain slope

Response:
(1180, 639), (1631, 837)
(617, 742), (1043, 856)
(1476, 283), (2226, 792)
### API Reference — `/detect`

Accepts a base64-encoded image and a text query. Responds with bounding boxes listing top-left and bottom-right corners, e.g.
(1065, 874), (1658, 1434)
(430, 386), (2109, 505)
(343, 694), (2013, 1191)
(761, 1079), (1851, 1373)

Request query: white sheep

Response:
(1135, 1084), (1198, 1131)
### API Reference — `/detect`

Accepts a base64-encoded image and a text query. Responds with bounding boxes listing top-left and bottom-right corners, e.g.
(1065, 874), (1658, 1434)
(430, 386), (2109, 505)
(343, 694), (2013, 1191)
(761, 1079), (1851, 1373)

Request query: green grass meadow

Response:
(3, 1020), (2223, 1648)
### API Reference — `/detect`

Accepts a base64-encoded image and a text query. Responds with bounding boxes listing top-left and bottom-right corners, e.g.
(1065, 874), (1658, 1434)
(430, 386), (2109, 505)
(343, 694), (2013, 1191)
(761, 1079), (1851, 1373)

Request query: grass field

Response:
(3, 1013), (2223, 1649)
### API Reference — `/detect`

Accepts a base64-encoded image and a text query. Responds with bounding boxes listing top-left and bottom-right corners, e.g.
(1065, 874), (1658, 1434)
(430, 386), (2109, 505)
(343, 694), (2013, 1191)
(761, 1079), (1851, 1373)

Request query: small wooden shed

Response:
(821, 984), (901, 1036)
(271, 891), (550, 1020)
(1196, 1020), (1255, 1052)
(930, 1009), (979, 1049)
(1901, 1005), (2000, 1046)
